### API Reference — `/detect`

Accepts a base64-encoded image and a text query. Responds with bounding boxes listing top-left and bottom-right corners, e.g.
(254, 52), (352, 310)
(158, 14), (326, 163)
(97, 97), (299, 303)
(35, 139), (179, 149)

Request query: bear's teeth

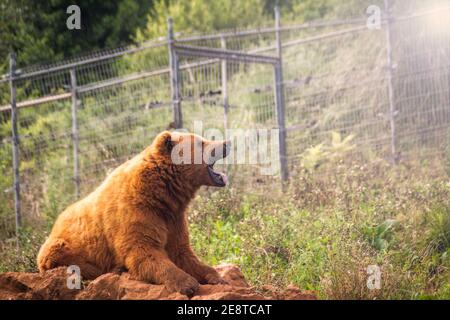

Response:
(220, 172), (228, 185)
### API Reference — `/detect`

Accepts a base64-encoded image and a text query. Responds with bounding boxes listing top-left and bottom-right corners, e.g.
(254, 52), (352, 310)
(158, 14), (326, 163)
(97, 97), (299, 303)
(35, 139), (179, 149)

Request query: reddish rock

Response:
(0, 267), (78, 300)
(215, 263), (249, 287)
(0, 264), (317, 300)
(281, 284), (317, 300)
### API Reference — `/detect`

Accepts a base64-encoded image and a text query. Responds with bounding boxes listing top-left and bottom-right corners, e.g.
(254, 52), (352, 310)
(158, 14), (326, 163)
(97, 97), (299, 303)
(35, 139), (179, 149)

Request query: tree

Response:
(0, 0), (154, 72)
(134, 0), (371, 43)
(134, 0), (267, 42)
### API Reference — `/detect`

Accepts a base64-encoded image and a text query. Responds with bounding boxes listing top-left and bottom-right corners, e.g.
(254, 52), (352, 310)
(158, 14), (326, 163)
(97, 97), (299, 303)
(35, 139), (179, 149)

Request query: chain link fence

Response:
(0, 3), (449, 238)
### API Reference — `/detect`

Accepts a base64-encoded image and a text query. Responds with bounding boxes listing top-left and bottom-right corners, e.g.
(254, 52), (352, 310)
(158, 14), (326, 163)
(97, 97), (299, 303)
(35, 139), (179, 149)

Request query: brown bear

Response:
(37, 131), (230, 296)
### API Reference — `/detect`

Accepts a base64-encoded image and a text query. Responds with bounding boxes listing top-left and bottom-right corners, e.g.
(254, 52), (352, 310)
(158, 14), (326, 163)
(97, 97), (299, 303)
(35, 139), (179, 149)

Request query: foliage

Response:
(2, 161), (448, 299)
(0, 0), (154, 72)
(300, 132), (355, 171)
(134, 0), (381, 42)
(0, 0), (449, 301)
(135, 0), (267, 41)
(188, 162), (450, 299)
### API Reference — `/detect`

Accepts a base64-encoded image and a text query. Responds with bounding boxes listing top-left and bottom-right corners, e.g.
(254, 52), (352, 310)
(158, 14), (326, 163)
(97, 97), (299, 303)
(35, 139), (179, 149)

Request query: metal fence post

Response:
(274, 6), (289, 183)
(220, 36), (232, 180)
(70, 69), (80, 198)
(220, 36), (229, 131)
(9, 52), (21, 236)
(384, 0), (398, 164)
(168, 18), (183, 128)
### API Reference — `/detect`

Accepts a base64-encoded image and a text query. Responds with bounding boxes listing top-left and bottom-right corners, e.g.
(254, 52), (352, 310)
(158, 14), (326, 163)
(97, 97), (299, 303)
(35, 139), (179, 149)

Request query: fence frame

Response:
(384, 0), (399, 164)
(1, 5), (449, 237)
(70, 69), (80, 198)
(274, 6), (289, 182)
(169, 7), (289, 184)
(168, 18), (183, 129)
(9, 53), (21, 237)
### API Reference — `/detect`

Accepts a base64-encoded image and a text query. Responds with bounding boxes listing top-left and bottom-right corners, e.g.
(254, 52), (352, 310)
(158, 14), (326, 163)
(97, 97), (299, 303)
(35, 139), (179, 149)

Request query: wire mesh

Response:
(391, 11), (450, 159)
(0, 4), (449, 237)
(283, 25), (392, 169)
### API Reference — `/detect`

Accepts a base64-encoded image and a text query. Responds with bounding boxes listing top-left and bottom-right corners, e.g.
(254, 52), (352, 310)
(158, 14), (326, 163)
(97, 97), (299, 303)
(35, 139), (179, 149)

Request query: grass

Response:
(187, 160), (450, 299)
(0, 159), (449, 299)
(0, 17), (448, 299)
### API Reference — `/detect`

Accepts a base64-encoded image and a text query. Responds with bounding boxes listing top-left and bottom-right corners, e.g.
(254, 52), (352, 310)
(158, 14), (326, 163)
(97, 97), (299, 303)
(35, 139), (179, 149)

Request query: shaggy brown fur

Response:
(37, 131), (230, 296)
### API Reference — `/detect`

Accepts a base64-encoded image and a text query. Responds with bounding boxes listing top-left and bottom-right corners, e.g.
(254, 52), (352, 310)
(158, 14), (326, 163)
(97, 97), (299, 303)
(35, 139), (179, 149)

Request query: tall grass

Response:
(0, 155), (449, 299)
(0, 5), (448, 299)
(187, 160), (450, 299)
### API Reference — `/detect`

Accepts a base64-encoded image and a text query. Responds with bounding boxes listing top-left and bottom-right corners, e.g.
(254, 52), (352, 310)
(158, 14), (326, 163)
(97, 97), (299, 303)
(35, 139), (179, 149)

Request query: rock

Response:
(77, 272), (188, 300)
(281, 284), (317, 300)
(0, 267), (78, 300)
(215, 263), (249, 287)
(0, 264), (317, 300)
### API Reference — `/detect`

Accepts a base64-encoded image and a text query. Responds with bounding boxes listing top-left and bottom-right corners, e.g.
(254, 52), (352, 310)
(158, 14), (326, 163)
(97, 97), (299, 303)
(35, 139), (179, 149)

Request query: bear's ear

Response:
(164, 133), (174, 154)
(153, 131), (173, 155)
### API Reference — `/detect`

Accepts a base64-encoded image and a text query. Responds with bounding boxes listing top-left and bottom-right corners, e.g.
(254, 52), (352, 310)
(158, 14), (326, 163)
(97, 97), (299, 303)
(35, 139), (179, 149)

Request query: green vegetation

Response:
(188, 161), (450, 299)
(0, 0), (153, 72)
(1, 0), (377, 73)
(0, 0), (449, 300)
(1, 160), (449, 299)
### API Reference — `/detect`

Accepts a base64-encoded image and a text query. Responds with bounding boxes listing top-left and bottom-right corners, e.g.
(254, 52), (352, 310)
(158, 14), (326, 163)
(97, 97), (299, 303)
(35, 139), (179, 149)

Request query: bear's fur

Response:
(37, 131), (230, 296)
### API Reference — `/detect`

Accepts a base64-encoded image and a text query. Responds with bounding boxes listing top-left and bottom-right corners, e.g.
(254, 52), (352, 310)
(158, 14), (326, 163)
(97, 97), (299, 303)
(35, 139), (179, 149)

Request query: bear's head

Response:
(151, 131), (230, 187)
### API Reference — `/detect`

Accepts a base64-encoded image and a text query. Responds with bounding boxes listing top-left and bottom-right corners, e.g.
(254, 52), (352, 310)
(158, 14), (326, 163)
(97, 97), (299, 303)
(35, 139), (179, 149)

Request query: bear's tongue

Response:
(208, 165), (228, 187)
(219, 172), (228, 185)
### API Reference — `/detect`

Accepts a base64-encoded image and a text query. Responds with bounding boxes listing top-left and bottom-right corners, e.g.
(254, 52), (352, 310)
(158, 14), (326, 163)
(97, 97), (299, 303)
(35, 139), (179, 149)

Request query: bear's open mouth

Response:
(207, 163), (228, 187)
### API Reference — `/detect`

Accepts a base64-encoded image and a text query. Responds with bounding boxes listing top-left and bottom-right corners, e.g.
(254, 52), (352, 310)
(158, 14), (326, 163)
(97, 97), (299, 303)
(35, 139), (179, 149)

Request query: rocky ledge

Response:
(0, 264), (316, 300)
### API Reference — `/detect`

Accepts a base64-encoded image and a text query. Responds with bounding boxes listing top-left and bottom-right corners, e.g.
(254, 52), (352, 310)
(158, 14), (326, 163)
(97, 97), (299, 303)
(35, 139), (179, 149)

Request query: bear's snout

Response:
(207, 140), (230, 164)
